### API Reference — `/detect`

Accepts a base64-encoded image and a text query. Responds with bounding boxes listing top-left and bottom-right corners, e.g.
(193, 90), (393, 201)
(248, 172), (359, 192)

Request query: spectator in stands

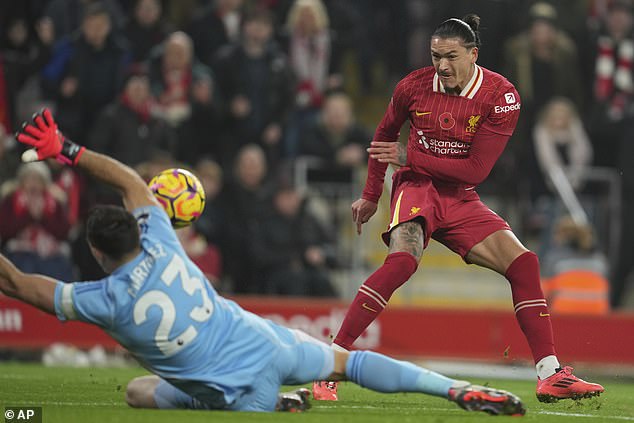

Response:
(135, 150), (182, 183)
(504, 2), (583, 112)
(533, 97), (593, 193)
(124, 0), (172, 64)
(88, 65), (176, 166)
(213, 9), (294, 167)
(176, 224), (223, 285)
(321, 1), (365, 88)
(193, 158), (227, 254)
(503, 2), (582, 201)
(299, 92), (370, 170)
(251, 185), (337, 297)
(282, 0), (343, 157)
(0, 15), (54, 132)
(147, 31), (222, 165)
(584, 0), (634, 168)
(541, 216), (610, 315)
(0, 124), (20, 187)
(41, 3), (130, 141)
(0, 162), (74, 280)
(187, 0), (245, 68)
(43, 0), (125, 42)
(542, 216), (609, 279)
(223, 144), (276, 293)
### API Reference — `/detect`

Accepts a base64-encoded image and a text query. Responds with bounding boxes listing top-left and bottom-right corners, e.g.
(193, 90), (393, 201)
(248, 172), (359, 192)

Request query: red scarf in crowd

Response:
(594, 35), (634, 120)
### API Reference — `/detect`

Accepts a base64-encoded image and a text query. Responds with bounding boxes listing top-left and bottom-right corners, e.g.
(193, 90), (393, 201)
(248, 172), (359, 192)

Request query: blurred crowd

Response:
(0, 0), (633, 309)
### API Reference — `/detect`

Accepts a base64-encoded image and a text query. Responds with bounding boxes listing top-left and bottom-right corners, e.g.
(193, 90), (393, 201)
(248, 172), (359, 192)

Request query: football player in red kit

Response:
(313, 14), (604, 403)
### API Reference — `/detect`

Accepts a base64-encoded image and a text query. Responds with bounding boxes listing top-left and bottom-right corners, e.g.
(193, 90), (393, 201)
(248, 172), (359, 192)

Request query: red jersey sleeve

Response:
(362, 79), (411, 203)
(480, 85), (521, 136)
(407, 84), (520, 186)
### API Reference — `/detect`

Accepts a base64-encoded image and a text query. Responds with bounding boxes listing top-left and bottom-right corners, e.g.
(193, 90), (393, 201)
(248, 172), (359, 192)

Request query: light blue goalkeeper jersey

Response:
(54, 205), (291, 406)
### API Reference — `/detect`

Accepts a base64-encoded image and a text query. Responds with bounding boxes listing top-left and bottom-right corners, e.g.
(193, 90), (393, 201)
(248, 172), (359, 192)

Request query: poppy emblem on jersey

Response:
(410, 206), (421, 215)
(439, 112), (455, 130)
(465, 115), (481, 133)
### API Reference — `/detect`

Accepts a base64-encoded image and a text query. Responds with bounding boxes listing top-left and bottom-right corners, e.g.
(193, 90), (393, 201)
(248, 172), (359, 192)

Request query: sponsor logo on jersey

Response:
(494, 103), (521, 113)
(504, 92), (516, 104)
(410, 206), (421, 215)
(465, 115), (481, 133)
(540, 312), (551, 317)
(415, 110), (432, 116)
(416, 130), (429, 148)
(439, 112), (455, 130)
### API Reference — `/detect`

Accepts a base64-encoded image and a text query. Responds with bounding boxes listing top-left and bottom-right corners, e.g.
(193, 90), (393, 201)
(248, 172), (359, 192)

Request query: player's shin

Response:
(333, 252), (417, 349)
(506, 251), (558, 376)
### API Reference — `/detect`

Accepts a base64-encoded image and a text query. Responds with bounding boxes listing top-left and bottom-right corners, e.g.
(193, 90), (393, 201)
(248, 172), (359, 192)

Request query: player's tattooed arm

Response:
(388, 221), (424, 259)
(397, 142), (407, 167)
(367, 141), (407, 167)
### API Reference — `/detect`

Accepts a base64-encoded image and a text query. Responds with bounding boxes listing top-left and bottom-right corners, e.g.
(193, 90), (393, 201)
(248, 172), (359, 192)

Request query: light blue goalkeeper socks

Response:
(346, 350), (455, 398)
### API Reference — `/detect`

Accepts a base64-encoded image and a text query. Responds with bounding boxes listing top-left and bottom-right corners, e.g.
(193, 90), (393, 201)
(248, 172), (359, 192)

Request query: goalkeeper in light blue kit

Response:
(0, 109), (525, 415)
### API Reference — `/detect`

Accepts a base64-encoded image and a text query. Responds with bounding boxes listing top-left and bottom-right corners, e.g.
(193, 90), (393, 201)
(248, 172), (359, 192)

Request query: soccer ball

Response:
(149, 168), (206, 228)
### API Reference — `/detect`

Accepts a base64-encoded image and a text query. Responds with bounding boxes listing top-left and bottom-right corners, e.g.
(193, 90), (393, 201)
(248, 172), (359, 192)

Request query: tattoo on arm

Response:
(388, 221), (424, 259)
(398, 143), (407, 166)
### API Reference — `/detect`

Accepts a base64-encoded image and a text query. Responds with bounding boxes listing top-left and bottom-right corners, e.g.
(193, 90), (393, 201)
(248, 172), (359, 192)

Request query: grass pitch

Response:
(0, 363), (633, 422)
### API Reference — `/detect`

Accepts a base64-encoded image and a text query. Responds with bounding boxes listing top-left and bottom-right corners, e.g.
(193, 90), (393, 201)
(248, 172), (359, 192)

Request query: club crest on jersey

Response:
(465, 115), (481, 133)
(439, 112), (455, 130)
(409, 206), (421, 215)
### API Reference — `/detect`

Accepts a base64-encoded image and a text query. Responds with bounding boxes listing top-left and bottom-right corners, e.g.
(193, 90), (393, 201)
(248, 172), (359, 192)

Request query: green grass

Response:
(0, 363), (632, 422)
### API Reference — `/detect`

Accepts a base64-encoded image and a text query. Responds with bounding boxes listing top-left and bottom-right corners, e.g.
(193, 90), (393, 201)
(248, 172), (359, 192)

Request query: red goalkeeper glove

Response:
(16, 108), (85, 166)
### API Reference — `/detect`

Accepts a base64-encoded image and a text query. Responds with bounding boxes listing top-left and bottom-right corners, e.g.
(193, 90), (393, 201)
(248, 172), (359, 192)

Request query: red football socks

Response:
(506, 251), (557, 363)
(334, 252), (418, 350)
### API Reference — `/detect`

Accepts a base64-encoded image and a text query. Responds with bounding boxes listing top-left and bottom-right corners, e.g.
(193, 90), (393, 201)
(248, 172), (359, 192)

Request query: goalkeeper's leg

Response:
(337, 350), (525, 416)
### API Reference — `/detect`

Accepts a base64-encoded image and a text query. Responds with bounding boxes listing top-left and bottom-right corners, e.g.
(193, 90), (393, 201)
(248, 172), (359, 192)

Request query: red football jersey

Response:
(363, 65), (521, 202)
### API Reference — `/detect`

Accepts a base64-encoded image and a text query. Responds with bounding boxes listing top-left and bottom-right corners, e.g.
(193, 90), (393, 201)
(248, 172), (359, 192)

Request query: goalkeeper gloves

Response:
(16, 108), (85, 166)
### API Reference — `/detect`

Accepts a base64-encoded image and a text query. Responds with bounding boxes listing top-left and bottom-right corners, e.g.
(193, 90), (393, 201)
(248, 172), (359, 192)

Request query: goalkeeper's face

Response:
(430, 37), (478, 92)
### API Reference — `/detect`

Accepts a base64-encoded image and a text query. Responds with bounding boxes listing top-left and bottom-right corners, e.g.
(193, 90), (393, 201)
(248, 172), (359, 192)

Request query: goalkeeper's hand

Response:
(16, 108), (85, 165)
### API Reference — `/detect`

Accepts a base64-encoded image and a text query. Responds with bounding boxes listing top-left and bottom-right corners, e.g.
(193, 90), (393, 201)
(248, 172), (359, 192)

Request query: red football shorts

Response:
(381, 169), (511, 259)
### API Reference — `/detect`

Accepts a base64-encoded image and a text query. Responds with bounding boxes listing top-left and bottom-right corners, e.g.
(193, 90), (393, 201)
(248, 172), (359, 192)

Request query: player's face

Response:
(431, 37), (478, 93)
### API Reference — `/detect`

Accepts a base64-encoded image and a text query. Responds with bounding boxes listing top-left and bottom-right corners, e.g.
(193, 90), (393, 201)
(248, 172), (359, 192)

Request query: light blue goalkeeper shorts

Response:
(154, 328), (335, 411)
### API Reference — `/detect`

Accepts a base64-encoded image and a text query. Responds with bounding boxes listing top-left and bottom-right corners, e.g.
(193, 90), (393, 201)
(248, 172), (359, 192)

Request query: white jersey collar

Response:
(433, 64), (483, 99)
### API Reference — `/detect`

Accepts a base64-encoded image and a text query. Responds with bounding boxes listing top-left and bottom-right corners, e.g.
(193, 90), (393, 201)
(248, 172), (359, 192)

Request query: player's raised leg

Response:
(314, 221), (423, 400)
(334, 350), (525, 416)
(466, 229), (604, 402)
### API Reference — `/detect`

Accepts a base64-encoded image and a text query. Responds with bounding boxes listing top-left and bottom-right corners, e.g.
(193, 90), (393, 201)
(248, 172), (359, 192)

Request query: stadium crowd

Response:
(0, 0), (632, 308)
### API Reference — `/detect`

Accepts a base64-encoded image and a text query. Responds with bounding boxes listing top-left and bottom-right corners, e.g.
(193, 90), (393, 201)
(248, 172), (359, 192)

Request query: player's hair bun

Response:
(462, 14), (481, 32)
(462, 14), (481, 48)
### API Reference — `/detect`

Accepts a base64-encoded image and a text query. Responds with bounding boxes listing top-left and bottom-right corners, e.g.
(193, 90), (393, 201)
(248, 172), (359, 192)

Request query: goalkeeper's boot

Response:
(312, 380), (338, 401)
(449, 384), (526, 416)
(536, 366), (604, 403)
(276, 388), (311, 412)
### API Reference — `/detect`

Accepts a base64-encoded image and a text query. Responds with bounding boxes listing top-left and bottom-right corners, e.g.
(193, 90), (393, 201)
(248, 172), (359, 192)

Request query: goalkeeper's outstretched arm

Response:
(17, 109), (159, 212)
(0, 253), (57, 315)
(75, 150), (159, 212)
